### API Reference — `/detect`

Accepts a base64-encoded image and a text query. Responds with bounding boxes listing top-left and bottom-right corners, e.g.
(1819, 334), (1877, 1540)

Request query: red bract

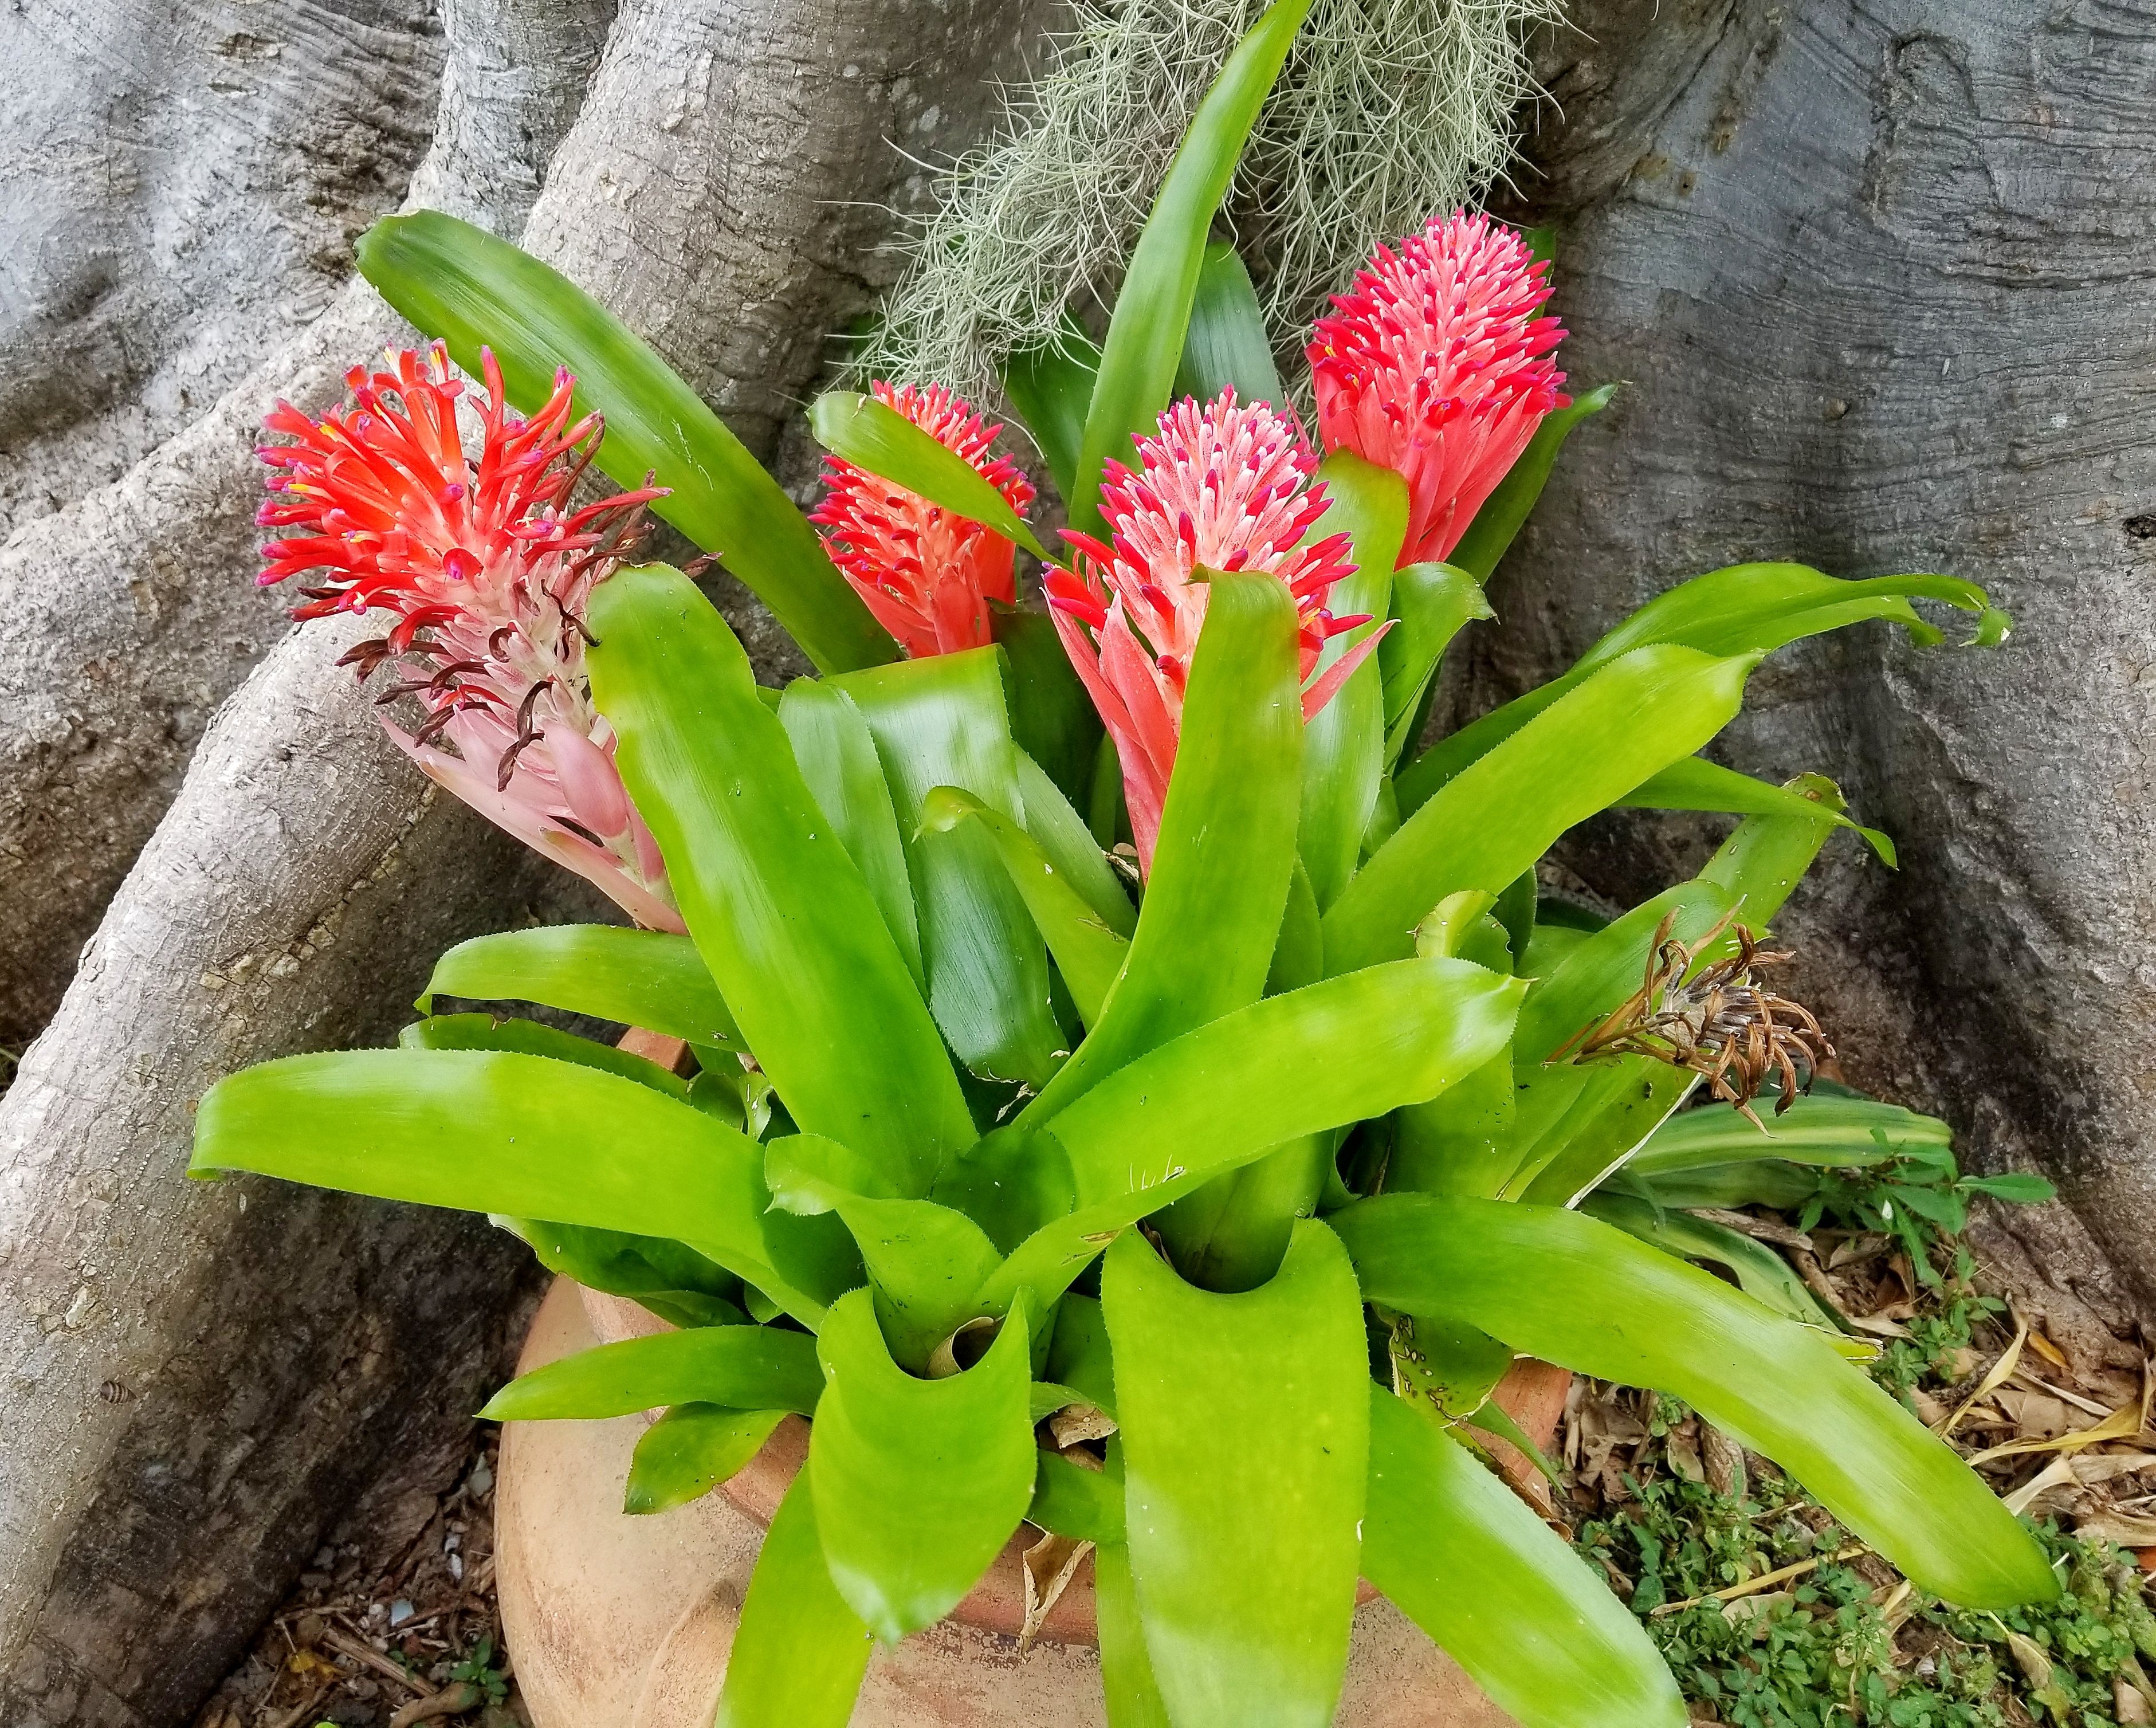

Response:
(1307, 211), (1568, 567)
(1048, 390), (1375, 874)
(810, 382), (1035, 657)
(256, 343), (680, 930)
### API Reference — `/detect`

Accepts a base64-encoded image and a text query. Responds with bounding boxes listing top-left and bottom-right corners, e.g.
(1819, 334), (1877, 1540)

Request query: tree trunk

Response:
(0, 0), (613, 1053)
(1483, 0), (2156, 1310)
(0, 0), (1058, 1714)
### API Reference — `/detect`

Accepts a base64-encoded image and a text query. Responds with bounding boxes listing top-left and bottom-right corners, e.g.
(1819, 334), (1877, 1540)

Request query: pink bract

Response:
(1047, 390), (1376, 874)
(810, 382), (1035, 657)
(256, 343), (681, 932)
(1308, 211), (1568, 567)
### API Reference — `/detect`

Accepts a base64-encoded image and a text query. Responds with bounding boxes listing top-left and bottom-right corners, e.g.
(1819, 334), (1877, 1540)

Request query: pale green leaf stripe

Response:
(1364, 1387), (1684, 1728)
(713, 1476), (874, 1728)
(1106, 1221), (1368, 1728)
(589, 564), (976, 1195)
(420, 924), (740, 1048)
(190, 1048), (830, 1325)
(480, 1326), (824, 1420)
(1068, 0), (1313, 536)
(808, 1290), (1036, 1641)
(1326, 646), (1758, 975)
(1335, 1194), (2059, 1609)
(354, 211), (894, 675)
(979, 957), (1526, 1311)
(810, 391), (1047, 557)
(1628, 1091), (1950, 1176)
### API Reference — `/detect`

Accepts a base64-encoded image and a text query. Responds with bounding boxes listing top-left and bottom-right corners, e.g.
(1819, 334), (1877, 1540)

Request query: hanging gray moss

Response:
(855, 0), (1557, 401)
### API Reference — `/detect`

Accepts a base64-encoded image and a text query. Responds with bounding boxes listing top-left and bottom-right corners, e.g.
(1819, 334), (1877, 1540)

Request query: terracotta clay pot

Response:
(497, 1277), (1570, 1727)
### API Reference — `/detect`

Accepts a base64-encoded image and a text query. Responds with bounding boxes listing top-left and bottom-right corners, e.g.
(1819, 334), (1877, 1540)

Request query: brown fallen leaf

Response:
(388, 1681), (482, 1728)
(1046, 1403), (1117, 1448)
(2027, 1329), (2071, 1370)
(1938, 1310), (2028, 1438)
(2072, 1510), (2156, 1549)
(1018, 1530), (1093, 1652)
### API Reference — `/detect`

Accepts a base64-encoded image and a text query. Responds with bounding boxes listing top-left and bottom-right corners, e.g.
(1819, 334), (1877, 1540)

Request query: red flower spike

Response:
(1307, 211), (1568, 567)
(810, 382), (1035, 657)
(1048, 390), (1383, 876)
(255, 344), (681, 931)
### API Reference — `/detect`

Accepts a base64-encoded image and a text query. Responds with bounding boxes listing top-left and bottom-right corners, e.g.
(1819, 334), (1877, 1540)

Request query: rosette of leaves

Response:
(191, 3), (2054, 1723)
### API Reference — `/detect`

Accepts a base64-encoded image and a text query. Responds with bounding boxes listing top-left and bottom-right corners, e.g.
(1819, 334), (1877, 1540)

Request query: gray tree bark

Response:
(0, 0), (614, 1054)
(0, 0), (1057, 1715)
(1481, 0), (2156, 1314)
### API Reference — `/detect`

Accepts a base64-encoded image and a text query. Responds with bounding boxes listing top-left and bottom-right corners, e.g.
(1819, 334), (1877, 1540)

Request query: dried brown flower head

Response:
(1552, 908), (1836, 1125)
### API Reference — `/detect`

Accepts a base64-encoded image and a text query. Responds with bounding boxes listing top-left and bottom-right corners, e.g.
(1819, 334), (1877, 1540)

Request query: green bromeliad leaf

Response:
(1301, 451), (1409, 910)
(494, 1218), (745, 1330)
(1446, 384), (1618, 584)
(998, 617), (1109, 815)
(479, 1325), (824, 1420)
(777, 677), (924, 991)
(809, 390), (1048, 557)
(1620, 757), (1895, 865)
(354, 211), (894, 675)
(1334, 1194), (2059, 1609)
(975, 955), (1526, 1312)
(1512, 777), (1851, 1207)
(1001, 316), (1100, 504)
(1020, 568), (1305, 1121)
(1397, 563), (2005, 814)
(1013, 748), (1136, 933)
(190, 1048), (853, 1324)
(625, 1404), (788, 1515)
(1627, 1087), (1951, 1178)
(767, 1133), (1006, 1371)
(1326, 645), (1760, 973)
(806, 1289), (1036, 1641)
(713, 1475), (874, 1728)
(399, 1012), (688, 1099)
(1378, 562), (1493, 769)
(1067, 0), (1313, 536)
(1172, 239), (1284, 410)
(419, 925), (742, 1051)
(830, 646), (1065, 1085)
(920, 785), (1129, 1027)
(588, 564), (976, 1192)
(1364, 1386), (1683, 1728)
(1029, 1450), (1125, 1545)
(1095, 1540), (1175, 1728)
(1104, 1221), (1368, 1728)
(1579, 1193), (1840, 1329)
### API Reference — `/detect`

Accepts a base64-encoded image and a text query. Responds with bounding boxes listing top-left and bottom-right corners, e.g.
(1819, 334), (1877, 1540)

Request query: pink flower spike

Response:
(1307, 211), (1568, 567)
(255, 344), (683, 932)
(1050, 390), (1360, 875)
(810, 382), (1035, 657)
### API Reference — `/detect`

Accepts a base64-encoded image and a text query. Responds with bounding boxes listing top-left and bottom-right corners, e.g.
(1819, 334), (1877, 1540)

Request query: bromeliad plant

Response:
(194, 3), (2053, 1724)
